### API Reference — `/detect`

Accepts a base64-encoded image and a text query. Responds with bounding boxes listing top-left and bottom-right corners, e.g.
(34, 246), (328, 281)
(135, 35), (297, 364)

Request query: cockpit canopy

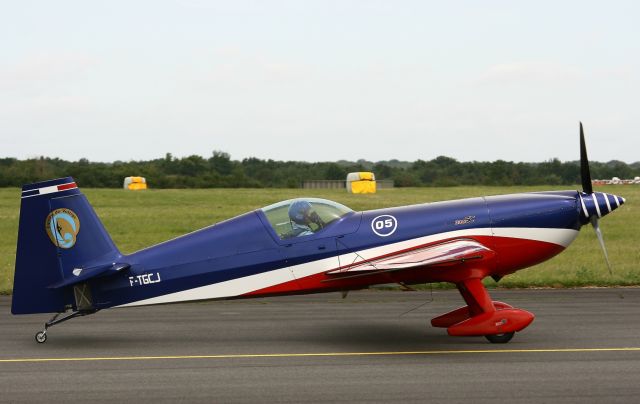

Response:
(261, 198), (354, 240)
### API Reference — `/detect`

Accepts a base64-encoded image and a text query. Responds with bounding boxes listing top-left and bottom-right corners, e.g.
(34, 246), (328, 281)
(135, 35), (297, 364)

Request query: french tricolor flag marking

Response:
(21, 182), (78, 199)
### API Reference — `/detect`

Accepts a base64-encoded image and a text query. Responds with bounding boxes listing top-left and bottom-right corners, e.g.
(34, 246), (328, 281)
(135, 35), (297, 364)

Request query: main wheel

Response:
(485, 332), (514, 344)
(35, 331), (47, 344)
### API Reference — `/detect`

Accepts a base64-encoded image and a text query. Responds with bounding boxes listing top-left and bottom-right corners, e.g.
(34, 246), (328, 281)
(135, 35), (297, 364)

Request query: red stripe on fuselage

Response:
(242, 235), (565, 298)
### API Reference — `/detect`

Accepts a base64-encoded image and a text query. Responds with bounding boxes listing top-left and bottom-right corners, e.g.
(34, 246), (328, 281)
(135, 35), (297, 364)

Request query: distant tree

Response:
(373, 163), (392, 179)
(210, 151), (233, 175)
(324, 164), (344, 180)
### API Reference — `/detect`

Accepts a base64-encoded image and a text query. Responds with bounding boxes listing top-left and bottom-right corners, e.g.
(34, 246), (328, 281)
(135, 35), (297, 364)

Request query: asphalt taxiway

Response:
(1, 288), (639, 403)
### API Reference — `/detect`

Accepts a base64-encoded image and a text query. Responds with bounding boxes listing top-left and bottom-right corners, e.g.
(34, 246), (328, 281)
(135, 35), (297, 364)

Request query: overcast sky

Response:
(1, 1), (638, 163)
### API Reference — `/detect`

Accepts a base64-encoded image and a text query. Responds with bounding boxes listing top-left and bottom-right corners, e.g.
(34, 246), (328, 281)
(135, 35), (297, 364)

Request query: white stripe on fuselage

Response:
(117, 227), (578, 308)
(491, 227), (578, 248)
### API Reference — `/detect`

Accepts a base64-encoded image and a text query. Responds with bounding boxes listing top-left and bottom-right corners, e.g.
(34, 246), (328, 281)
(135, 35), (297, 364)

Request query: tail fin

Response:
(12, 177), (122, 314)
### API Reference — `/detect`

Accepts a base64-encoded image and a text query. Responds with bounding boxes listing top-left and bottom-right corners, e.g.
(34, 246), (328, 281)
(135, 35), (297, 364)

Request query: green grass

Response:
(1, 186), (638, 294)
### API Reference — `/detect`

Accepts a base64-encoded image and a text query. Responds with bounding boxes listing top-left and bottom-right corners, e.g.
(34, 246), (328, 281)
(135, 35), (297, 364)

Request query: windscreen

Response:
(261, 198), (353, 239)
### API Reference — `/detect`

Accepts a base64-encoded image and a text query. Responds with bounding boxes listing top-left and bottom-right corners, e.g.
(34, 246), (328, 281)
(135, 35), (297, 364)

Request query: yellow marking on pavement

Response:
(1, 347), (639, 363)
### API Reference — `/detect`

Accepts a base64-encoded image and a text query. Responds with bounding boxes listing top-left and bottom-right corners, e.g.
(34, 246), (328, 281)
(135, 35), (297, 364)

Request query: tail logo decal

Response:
(45, 209), (80, 249)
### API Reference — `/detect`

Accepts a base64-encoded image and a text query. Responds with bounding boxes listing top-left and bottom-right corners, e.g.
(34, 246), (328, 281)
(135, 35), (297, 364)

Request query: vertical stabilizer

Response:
(12, 177), (121, 314)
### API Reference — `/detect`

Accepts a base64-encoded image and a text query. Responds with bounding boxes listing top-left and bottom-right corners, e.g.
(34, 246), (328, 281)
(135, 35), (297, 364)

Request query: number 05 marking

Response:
(371, 215), (398, 237)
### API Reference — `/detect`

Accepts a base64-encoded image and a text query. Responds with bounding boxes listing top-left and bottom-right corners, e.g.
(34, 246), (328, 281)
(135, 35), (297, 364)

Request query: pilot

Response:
(287, 200), (325, 237)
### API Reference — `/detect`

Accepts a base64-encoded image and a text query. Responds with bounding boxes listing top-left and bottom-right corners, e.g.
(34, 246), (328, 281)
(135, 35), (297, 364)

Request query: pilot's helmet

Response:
(288, 200), (313, 225)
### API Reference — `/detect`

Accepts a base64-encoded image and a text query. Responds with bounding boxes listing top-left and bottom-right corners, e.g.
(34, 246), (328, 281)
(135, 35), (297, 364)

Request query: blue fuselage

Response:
(89, 190), (596, 309)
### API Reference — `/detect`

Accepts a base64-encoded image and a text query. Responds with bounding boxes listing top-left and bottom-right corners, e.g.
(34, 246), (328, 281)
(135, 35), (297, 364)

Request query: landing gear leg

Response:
(431, 278), (534, 343)
(34, 309), (97, 344)
(458, 279), (516, 343)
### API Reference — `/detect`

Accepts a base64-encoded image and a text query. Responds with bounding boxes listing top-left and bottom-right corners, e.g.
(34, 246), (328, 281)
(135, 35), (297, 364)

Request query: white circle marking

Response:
(371, 215), (398, 237)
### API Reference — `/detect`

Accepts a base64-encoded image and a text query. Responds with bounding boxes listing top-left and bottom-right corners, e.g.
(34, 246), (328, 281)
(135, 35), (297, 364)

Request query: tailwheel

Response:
(35, 331), (47, 344)
(32, 309), (98, 343)
(485, 332), (515, 344)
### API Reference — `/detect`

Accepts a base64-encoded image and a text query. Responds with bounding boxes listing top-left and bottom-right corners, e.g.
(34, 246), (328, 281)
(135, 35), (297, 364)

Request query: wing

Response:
(324, 238), (494, 281)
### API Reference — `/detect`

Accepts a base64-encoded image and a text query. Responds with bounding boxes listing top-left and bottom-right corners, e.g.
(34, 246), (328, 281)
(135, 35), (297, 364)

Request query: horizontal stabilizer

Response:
(48, 262), (130, 289)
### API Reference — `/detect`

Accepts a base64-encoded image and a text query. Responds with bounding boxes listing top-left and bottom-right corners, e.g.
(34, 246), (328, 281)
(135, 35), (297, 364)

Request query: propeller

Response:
(579, 122), (612, 274)
(580, 122), (593, 194)
(590, 216), (612, 274)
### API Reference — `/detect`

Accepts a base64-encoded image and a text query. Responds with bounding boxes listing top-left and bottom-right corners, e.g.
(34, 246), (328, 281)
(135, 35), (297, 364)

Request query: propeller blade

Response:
(590, 216), (612, 275)
(580, 122), (593, 194)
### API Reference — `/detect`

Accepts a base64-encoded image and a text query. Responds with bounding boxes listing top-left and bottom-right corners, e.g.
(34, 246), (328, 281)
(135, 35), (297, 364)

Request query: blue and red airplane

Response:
(12, 124), (625, 343)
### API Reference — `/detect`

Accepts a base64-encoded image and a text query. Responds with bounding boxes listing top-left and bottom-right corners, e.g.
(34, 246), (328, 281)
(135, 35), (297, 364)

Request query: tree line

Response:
(1, 152), (638, 188)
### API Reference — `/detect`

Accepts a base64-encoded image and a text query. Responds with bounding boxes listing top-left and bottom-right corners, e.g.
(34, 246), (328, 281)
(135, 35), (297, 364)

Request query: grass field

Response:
(1, 186), (638, 294)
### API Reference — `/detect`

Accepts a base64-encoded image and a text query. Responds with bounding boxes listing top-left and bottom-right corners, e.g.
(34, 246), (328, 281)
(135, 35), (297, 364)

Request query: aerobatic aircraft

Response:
(12, 124), (625, 343)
